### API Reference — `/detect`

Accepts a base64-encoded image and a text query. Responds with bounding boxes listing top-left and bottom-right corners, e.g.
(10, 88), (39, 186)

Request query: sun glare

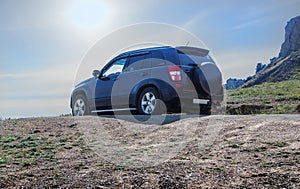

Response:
(68, 0), (107, 29)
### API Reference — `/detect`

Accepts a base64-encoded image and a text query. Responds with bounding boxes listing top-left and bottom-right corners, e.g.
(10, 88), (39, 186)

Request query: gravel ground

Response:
(0, 114), (299, 188)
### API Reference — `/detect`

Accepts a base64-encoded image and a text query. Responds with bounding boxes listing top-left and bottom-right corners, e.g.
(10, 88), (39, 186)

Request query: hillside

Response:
(226, 80), (300, 114)
(242, 50), (300, 87)
(242, 15), (300, 87)
(226, 15), (300, 89)
(225, 15), (300, 114)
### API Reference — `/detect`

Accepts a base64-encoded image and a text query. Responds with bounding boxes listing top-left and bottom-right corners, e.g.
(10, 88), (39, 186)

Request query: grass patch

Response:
(227, 80), (300, 114)
(0, 132), (65, 166)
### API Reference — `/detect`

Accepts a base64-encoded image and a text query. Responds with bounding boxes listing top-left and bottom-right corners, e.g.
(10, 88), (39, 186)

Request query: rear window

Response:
(178, 52), (213, 65)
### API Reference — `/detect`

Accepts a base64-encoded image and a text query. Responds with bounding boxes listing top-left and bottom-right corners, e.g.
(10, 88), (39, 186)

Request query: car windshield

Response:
(102, 58), (126, 77)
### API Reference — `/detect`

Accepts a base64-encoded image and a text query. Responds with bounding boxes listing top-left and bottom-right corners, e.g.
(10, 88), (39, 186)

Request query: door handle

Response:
(141, 72), (148, 76)
(184, 70), (191, 73)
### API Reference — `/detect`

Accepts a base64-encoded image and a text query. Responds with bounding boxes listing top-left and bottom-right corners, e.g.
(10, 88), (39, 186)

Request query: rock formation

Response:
(228, 15), (300, 88)
(279, 15), (300, 58)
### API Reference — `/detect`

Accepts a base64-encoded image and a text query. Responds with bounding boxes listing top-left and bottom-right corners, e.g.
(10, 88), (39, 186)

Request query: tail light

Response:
(168, 66), (181, 81)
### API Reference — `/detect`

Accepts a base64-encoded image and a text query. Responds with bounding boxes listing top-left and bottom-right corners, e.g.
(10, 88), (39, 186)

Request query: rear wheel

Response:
(72, 94), (90, 116)
(137, 87), (165, 115)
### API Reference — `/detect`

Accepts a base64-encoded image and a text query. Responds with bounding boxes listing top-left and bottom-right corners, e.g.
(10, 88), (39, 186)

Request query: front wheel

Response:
(137, 87), (166, 115)
(72, 94), (90, 116)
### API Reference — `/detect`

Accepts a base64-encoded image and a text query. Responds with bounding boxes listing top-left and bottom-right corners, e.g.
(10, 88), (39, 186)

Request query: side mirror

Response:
(92, 70), (101, 78)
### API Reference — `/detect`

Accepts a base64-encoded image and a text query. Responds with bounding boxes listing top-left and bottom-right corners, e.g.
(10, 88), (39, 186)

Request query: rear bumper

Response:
(159, 85), (223, 112)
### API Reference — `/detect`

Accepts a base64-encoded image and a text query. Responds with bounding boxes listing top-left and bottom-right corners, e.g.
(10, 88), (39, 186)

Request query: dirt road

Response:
(0, 114), (299, 188)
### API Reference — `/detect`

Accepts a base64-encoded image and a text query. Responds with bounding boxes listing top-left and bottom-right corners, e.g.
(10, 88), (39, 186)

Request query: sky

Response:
(0, 0), (299, 118)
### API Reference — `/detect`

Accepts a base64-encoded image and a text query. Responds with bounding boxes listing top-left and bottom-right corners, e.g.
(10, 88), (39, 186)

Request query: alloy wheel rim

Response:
(141, 92), (156, 114)
(74, 98), (85, 116)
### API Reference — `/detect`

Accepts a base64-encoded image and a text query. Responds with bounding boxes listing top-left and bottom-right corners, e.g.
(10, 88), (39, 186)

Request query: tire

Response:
(72, 94), (90, 116)
(137, 87), (165, 115)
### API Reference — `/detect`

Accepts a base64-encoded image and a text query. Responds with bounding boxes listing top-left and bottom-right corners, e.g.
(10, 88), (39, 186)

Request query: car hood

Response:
(75, 77), (94, 88)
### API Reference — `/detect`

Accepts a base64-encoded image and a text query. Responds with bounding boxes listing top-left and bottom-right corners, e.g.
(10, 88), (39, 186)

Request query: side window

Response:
(151, 51), (165, 67)
(125, 55), (145, 71)
(125, 54), (151, 71)
(102, 58), (127, 77)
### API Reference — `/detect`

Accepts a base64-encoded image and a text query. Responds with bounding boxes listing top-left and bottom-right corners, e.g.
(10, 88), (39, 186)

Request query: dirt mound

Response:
(0, 115), (299, 188)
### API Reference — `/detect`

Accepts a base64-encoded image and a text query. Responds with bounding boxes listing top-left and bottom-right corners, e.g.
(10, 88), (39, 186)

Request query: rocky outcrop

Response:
(240, 15), (300, 88)
(279, 15), (300, 58)
(225, 78), (245, 90)
(242, 50), (300, 87)
(225, 61), (267, 90)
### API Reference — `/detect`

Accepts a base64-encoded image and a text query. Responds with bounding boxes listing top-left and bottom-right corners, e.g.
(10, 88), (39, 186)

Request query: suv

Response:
(70, 46), (223, 116)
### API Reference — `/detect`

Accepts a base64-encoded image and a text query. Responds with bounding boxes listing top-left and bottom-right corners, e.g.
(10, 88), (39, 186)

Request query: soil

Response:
(0, 114), (299, 188)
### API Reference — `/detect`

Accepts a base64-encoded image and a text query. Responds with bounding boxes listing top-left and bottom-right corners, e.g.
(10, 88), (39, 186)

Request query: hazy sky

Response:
(1, 0), (299, 118)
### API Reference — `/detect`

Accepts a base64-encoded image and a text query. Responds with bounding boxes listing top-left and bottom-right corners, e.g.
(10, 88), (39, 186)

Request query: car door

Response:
(117, 53), (151, 107)
(94, 58), (127, 109)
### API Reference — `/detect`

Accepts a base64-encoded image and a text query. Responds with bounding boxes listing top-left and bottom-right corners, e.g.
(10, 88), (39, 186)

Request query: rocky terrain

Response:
(226, 15), (300, 89)
(0, 115), (299, 188)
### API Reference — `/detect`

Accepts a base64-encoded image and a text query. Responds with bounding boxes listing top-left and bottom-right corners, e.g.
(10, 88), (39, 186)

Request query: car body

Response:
(70, 46), (223, 116)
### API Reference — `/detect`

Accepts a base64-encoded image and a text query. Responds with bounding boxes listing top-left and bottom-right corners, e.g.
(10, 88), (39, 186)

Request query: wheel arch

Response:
(129, 83), (159, 107)
(70, 89), (89, 109)
(129, 78), (177, 108)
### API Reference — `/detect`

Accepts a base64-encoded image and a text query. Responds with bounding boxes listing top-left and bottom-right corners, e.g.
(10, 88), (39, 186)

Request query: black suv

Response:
(70, 46), (223, 116)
